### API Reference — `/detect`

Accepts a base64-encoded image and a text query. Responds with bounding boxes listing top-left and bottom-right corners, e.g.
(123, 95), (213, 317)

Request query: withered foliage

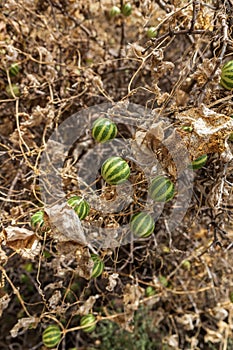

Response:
(0, 1), (233, 349)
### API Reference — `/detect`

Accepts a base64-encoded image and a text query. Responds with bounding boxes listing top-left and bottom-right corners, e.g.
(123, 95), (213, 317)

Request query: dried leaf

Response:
(3, 226), (40, 259)
(10, 316), (39, 338)
(123, 284), (144, 313)
(106, 273), (119, 292)
(175, 313), (200, 331)
(176, 105), (233, 161)
(48, 290), (62, 310)
(45, 203), (87, 245)
(0, 293), (11, 317)
(77, 295), (99, 315)
(163, 334), (179, 349)
(204, 327), (222, 343)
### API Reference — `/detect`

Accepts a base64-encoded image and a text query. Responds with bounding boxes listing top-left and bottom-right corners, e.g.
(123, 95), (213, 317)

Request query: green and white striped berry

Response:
(42, 325), (61, 349)
(67, 196), (90, 220)
(147, 27), (157, 39)
(9, 63), (20, 76)
(91, 254), (104, 278)
(92, 117), (118, 143)
(220, 60), (233, 90)
(6, 84), (20, 97)
(80, 314), (96, 333)
(31, 210), (44, 228)
(121, 3), (132, 16)
(148, 175), (175, 202)
(145, 286), (156, 297)
(130, 212), (155, 238)
(110, 5), (121, 17)
(101, 156), (130, 185)
(188, 154), (207, 170)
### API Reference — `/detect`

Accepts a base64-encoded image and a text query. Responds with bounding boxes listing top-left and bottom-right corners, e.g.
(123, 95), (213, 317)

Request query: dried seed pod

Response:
(101, 156), (130, 185)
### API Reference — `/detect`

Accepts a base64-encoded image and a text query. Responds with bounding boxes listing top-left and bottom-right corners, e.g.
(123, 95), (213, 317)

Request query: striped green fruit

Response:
(148, 175), (175, 202)
(67, 196), (90, 220)
(80, 314), (96, 333)
(220, 60), (233, 90)
(147, 27), (157, 39)
(92, 117), (118, 143)
(6, 84), (20, 97)
(188, 154), (207, 170)
(42, 325), (61, 349)
(101, 156), (130, 185)
(130, 212), (155, 238)
(121, 2), (132, 16)
(110, 5), (121, 17)
(145, 286), (156, 297)
(91, 254), (104, 278)
(9, 63), (20, 76)
(31, 210), (44, 228)
(181, 125), (193, 132)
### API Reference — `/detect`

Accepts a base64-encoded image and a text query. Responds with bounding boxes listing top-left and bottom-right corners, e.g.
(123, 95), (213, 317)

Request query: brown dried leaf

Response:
(175, 313), (200, 331)
(123, 284), (144, 313)
(176, 105), (233, 161)
(106, 273), (119, 292)
(204, 327), (222, 343)
(10, 316), (39, 338)
(55, 242), (93, 280)
(77, 295), (100, 315)
(45, 203), (87, 246)
(0, 293), (11, 318)
(3, 226), (39, 253)
(48, 290), (62, 310)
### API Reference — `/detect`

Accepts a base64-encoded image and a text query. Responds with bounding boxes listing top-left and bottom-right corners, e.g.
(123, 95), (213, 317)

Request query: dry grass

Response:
(0, 1), (233, 349)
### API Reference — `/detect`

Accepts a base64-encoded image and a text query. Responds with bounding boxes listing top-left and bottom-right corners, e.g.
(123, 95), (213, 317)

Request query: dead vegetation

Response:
(0, 1), (233, 349)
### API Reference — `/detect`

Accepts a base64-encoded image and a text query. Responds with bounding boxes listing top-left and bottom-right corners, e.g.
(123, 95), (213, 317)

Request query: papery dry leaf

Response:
(54, 242), (93, 280)
(134, 119), (191, 179)
(48, 290), (62, 309)
(204, 327), (222, 343)
(10, 316), (39, 338)
(0, 293), (10, 317)
(176, 105), (233, 161)
(191, 58), (220, 86)
(44, 281), (64, 291)
(106, 273), (119, 292)
(0, 245), (8, 265)
(75, 245), (93, 279)
(77, 295), (99, 315)
(123, 284), (144, 312)
(211, 306), (228, 320)
(163, 334), (180, 349)
(175, 313), (200, 331)
(3, 226), (38, 251)
(45, 203), (87, 246)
